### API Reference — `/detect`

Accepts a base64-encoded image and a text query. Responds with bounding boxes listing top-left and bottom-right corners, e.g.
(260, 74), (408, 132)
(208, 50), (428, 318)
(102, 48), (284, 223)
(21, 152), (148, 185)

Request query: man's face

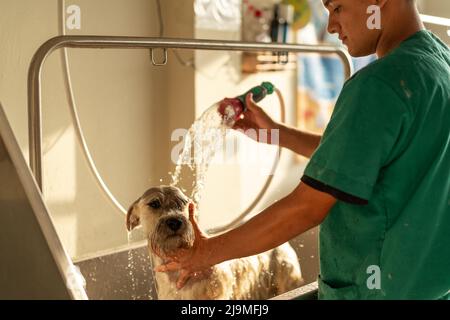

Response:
(323, 0), (381, 57)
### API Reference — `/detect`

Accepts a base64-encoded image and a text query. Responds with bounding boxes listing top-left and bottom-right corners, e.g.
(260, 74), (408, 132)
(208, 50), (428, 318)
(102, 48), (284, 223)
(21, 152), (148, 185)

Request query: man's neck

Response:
(376, 5), (425, 58)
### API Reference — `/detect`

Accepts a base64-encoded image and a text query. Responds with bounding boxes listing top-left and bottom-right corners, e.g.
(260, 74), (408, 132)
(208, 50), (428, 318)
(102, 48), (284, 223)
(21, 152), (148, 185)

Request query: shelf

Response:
(242, 51), (297, 73)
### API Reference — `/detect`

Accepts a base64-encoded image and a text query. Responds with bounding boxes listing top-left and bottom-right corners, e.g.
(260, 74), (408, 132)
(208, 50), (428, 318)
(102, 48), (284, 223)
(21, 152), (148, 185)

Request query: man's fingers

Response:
(245, 93), (257, 111)
(232, 120), (247, 131)
(176, 269), (191, 289)
(154, 261), (180, 273)
(233, 118), (254, 131)
(152, 245), (164, 259)
(188, 202), (195, 220)
(188, 202), (203, 237)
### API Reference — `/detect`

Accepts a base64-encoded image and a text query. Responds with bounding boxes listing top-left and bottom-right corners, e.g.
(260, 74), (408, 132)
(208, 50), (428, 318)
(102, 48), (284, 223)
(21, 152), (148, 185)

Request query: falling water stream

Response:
(127, 232), (158, 300)
(171, 103), (237, 205)
(126, 234), (138, 300)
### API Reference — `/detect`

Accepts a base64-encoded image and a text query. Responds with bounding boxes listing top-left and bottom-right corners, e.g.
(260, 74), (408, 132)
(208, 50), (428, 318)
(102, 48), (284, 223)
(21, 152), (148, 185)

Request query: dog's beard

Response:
(149, 223), (195, 258)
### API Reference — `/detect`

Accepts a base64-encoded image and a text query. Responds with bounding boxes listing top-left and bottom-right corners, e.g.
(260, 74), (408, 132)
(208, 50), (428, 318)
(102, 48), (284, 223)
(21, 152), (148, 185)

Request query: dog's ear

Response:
(126, 200), (140, 231)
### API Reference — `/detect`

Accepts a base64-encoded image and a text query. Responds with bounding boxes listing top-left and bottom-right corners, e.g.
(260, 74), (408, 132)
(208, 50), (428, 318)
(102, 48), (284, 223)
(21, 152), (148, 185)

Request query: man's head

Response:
(322, 0), (419, 57)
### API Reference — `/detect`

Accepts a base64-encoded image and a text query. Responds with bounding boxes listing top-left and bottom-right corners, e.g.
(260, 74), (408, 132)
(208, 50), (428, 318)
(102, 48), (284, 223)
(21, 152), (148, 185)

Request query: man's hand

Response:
(154, 202), (214, 289)
(232, 93), (281, 144)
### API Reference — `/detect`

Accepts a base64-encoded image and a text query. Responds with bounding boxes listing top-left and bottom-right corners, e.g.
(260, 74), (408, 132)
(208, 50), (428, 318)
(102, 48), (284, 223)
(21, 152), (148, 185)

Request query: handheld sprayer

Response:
(217, 82), (275, 126)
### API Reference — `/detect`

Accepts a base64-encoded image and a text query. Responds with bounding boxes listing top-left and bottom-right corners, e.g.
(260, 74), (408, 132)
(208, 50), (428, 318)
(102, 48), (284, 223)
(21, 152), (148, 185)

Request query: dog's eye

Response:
(148, 200), (161, 209)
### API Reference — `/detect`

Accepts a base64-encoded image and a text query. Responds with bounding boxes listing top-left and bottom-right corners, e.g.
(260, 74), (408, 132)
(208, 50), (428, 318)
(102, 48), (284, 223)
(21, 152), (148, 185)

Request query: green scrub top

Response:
(302, 30), (450, 299)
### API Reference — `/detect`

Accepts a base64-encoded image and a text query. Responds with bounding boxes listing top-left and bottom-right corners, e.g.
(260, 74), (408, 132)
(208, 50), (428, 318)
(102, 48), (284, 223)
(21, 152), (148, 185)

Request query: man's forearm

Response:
(278, 124), (322, 158)
(206, 183), (336, 266)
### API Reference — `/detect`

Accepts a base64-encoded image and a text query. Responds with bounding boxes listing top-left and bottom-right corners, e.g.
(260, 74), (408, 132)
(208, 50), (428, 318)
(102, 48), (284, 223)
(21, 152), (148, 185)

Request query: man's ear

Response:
(126, 200), (140, 231)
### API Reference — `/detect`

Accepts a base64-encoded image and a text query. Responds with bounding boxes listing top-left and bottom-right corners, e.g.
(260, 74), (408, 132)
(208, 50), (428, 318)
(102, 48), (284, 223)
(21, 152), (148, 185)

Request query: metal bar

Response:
(28, 35), (353, 189)
(420, 14), (450, 27)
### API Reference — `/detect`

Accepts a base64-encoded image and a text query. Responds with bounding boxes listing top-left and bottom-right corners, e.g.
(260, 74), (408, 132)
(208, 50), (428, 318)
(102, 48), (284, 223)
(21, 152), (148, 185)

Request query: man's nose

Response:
(327, 16), (339, 35)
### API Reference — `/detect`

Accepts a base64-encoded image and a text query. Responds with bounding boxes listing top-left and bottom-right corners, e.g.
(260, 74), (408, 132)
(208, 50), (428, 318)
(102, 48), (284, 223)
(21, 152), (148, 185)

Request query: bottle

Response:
(217, 82), (275, 127)
(253, 8), (272, 43)
(279, 4), (294, 43)
(270, 4), (280, 43)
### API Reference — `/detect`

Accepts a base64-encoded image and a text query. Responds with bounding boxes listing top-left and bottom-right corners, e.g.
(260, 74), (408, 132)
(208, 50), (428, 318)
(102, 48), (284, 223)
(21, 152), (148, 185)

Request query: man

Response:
(157, 0), (450, 299)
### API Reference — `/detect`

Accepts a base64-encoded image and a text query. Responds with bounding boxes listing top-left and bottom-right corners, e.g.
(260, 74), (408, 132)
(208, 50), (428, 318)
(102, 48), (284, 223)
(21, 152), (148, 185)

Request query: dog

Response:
(126, 185), (303, 300)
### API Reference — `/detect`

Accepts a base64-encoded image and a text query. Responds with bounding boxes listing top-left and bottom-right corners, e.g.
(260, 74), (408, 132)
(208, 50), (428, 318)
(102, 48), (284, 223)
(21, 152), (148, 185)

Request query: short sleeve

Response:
(303, 75), (409, 202)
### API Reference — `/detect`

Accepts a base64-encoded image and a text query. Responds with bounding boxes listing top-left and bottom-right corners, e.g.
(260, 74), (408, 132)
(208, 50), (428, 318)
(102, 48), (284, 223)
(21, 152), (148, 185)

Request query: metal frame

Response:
(28, 35), (353, 189)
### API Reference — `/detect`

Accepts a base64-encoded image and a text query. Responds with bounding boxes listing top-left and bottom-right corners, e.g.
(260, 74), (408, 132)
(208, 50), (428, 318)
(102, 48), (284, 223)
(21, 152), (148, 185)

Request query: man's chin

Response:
(347, 46), (376, 58)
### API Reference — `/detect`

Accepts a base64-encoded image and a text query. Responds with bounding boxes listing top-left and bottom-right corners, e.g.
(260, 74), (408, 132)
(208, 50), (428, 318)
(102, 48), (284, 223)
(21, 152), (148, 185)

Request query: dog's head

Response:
(126, 185), (194, 258)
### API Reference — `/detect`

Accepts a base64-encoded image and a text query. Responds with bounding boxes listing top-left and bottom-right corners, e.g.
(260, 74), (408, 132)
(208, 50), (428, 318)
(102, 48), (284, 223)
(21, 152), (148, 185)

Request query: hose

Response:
(59, 0), (127, 216)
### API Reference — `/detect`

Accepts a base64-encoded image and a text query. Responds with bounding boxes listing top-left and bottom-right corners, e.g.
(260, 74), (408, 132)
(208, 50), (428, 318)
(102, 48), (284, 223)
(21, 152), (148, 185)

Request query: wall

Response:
(421, 0), (450, 45)
(0, 0), (195, 259)
(421, 0), (450, 17)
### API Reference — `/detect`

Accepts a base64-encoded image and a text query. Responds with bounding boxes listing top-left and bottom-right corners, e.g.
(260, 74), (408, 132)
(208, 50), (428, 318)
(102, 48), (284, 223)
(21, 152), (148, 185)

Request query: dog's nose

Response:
(165, 217), (183, 231)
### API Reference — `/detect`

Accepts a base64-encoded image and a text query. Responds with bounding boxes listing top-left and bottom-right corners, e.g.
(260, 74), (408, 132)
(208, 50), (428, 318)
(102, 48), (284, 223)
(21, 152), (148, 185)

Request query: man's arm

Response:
(156, 182), (337, 288)
(208, 181), (336, 265)
(233, 93), (322, 159)
(279, 124), (322, 158)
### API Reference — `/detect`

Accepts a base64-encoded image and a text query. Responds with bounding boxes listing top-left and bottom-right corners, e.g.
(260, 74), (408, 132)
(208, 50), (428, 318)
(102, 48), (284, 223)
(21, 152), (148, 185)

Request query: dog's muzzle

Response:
(165, 217), (183, 232)
(151, 214), (194, 256)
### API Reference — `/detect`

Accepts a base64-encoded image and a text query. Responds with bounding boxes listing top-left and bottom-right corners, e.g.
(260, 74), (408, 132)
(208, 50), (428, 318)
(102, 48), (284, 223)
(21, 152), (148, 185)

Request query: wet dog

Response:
(126, 185), (303, 300)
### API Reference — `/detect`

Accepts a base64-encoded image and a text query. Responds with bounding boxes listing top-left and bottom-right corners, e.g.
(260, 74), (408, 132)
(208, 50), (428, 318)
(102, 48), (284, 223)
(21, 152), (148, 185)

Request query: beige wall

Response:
(422, 0), (450, 16)
(421, 0), (450, 45)
(0, 0), (194, 259)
